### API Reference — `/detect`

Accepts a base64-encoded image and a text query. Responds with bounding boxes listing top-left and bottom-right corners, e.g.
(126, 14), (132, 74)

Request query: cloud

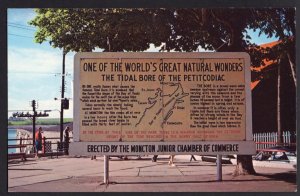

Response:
(7, 9), (76, 119)
(65, 51), (76, 75)
(8, 98), (32, 112)
(8, 47), (66, 73)
(8, 46), (75, 77)
(8, 9), (36, 26)
(8, 46), (75, 118)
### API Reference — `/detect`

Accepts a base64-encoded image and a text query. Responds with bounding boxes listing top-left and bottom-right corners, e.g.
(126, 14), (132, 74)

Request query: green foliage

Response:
(249, 8), (295, 39)
(29, 8), (172, 52)
(36, 118), (73, 125)
(8, 118), (73, 126)
(29, 8), (295, 81)
(8, 119), (32, 126)
(164, 9), (252, 52)
(248, 8), (295, 66)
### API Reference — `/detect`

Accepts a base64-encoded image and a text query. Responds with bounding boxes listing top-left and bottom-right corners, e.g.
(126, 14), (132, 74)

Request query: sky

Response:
(7, 8), (278, 119)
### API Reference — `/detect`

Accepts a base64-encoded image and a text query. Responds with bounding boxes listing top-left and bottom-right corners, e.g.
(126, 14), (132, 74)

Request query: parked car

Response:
(253, 146), (296, 162)
(201, 155), (235, 164)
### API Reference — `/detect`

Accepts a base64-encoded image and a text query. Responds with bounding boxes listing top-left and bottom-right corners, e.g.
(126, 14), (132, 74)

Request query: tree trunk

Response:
(210, 16), (256, 176)
(286, 52), (296, 87)
(219, 24), (257, 176)
(277, 60), (283, 144)
(233, 155), (256, 176)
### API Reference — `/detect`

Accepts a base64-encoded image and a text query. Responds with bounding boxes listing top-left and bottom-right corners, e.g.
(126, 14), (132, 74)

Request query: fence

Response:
(9, 132), (296, 156)
(8, 136), (73, 156)
(253, 131), (296, 151)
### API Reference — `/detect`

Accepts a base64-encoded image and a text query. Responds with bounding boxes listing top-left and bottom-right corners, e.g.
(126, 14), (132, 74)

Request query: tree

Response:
(153, 8), (295, 175)
(161, 8), (260, 175)
(29, 8), (295, 176)
(248, 8), (296, 144)
(249, 8), (296, 86)
(29, 9), (172, 52)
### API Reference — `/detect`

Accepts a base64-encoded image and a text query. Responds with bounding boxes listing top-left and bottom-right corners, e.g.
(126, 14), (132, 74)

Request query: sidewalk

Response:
(8, 155), (297, 192)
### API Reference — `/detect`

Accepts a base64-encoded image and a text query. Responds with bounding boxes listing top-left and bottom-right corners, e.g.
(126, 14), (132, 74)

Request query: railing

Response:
(8, 136), (73, 156)
(9, 131), (296, 156)
(253, 131), (296, 151)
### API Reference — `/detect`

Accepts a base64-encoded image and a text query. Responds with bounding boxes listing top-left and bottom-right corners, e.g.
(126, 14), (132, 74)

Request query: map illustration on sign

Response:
(135, 82), (189, 128)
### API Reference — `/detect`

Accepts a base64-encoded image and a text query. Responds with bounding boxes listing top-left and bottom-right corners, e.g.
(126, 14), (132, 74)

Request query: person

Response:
(19, 137), (23, 153)
(35, 127), (43, 158)
(24, 133), (30, 154)
(152, 155), (158, 162)
(190, 155), (197, 162)
(63, 126), (70, 155)
(168, 155), (175, 166)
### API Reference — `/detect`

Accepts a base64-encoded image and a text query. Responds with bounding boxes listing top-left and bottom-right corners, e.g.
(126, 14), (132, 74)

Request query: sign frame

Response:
(71, 52), (255, 156)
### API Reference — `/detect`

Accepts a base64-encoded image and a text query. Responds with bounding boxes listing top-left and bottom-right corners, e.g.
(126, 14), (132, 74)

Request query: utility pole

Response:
(60, 49), (66, 142)
(12, 101), (50, 153)
(32, 100), (36, 151)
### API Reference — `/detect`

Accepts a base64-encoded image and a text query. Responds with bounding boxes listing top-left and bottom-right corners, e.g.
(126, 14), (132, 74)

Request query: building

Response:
(251, 40), (296, 136)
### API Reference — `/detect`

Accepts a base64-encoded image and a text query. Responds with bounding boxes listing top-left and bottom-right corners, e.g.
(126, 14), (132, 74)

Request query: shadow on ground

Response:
(255, 171), (296, 184)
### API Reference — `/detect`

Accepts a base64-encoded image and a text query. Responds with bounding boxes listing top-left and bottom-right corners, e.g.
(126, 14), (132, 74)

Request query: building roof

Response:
(250, 40), (280, 90)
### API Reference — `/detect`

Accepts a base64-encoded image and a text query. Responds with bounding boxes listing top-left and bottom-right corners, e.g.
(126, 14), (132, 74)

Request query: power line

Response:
(8, 33), (52, 42)
(8, 33), (34, 39)
(8, 24), (36, 31)
(8, 22), (36, 30)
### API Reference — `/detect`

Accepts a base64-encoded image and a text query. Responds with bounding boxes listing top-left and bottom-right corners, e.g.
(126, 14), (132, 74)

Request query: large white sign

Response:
(71, 52), (255, 156)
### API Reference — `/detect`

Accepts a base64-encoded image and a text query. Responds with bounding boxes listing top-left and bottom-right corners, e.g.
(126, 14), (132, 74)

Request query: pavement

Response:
(7, 155), (297, 192)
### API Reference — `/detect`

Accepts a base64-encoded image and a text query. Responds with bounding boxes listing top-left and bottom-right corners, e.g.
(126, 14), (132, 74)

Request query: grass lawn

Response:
(8, 118), (73, 126)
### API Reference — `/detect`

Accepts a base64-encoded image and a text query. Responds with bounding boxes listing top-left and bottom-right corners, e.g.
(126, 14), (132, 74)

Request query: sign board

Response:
(70, 52), (255, 155)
